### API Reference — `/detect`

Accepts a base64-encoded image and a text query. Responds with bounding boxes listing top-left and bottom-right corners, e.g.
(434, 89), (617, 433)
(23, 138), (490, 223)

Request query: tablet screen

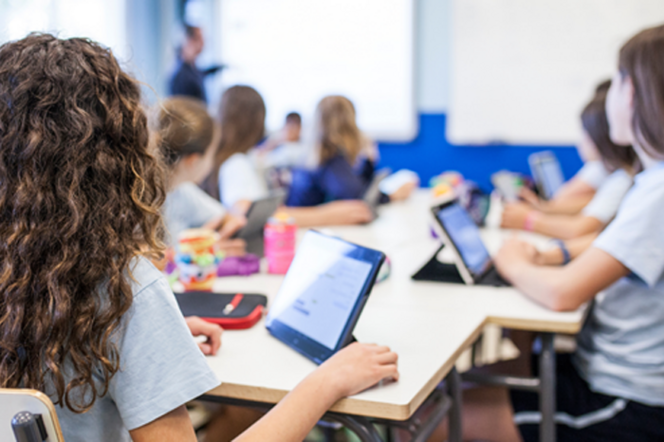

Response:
(539, 160), (564, 199)
(435, 203), (491, 276)
(530, 152), (564, 199)
(266, 231), (384, 362)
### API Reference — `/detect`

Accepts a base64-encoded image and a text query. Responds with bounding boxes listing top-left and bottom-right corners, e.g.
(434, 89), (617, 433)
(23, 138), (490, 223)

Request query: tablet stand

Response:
(411, 244), (466, 283)
(411, 243), (510, 287)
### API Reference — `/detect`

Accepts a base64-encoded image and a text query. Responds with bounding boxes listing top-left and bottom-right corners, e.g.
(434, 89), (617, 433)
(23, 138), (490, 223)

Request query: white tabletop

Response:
(201, 190), (585, 420)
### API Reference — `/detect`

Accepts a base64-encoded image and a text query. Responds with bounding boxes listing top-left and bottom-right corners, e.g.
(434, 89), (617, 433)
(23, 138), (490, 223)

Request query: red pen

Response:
(223, 293), (243, 315)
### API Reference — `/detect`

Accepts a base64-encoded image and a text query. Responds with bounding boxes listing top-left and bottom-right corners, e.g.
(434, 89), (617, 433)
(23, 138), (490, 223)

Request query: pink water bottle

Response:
(264, 213), (296, 274)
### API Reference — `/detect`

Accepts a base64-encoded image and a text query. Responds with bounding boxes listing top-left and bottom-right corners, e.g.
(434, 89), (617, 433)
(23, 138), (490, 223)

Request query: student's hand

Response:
(314, 343), (399, 399)
(518, 187), (542, 208)
(389, 181), (418, 202)
(501, 203), (534, 230)
(203, 213), (247, 240)
(185, 316), (223, 356)
(217, 238), (247, 257)
(494, 237), (538, 281)
(219, 213), (247, 240)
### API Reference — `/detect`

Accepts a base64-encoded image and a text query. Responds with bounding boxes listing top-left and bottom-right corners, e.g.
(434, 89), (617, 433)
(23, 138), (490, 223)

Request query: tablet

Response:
(233, 192), (286, 256)
(491, 171), (523, 202)
(364, 169), (391, 218)
(430, 199), (493, 285)
(529, 151), (564, 200)
(265, 230), (386, 364)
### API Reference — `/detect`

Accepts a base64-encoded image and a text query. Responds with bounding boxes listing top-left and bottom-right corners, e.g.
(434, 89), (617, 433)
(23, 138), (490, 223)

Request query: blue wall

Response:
(377, 113), (584, 192)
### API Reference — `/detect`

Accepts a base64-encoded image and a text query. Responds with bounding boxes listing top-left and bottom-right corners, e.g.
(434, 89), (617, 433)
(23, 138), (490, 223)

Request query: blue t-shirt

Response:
(575, 162), (664, 406)
(50, 258), (220, 441)
(286, 154), (366, 207)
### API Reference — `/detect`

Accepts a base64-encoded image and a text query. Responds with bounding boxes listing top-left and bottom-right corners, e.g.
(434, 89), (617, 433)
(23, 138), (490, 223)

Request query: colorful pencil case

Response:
(175, 291), (267, 330)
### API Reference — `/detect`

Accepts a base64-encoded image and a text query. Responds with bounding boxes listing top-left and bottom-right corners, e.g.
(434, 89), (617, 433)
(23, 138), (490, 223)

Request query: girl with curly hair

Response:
(0, 34), (398, 442)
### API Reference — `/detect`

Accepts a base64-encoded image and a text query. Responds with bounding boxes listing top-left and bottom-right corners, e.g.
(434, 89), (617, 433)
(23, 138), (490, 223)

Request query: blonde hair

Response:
(314, 95), (363, 165)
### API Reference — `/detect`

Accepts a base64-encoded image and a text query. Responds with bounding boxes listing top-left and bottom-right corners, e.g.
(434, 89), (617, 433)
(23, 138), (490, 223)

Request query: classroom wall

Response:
(377, 0), (583, 191)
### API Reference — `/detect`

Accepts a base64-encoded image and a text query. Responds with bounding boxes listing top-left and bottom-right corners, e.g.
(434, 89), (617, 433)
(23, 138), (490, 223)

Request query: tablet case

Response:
(411, 244), (509, 287)
(411, 244), (466, 283)
(175, 292), (267, 329)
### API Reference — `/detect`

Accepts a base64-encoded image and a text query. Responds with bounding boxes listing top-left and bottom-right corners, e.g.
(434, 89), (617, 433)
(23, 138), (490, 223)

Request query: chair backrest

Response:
(0, 389), (64, 442)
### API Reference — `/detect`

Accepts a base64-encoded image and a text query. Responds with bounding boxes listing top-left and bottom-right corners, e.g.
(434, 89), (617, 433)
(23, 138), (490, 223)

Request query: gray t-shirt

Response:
(163, 182), (226, 244)
(581, 169), (633, 224)
(52, 258), (220, 441)
(575, 163), (664, 406)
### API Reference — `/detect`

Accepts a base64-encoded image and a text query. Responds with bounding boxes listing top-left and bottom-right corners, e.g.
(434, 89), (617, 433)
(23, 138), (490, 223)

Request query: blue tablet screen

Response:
(436, 203), (491, 276)
(266, 231), (382, 358)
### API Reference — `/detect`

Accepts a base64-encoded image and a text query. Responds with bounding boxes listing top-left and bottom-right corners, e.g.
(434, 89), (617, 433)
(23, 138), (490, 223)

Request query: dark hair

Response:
(618, 24), (664, 158)
(595, 79), (611, 95)
(156, 96), (214, 167)
(0, 34), (166, 412)
(285, 112), (301, 125)
(581, 82), (637, 172)
(200, 85), (266, 199)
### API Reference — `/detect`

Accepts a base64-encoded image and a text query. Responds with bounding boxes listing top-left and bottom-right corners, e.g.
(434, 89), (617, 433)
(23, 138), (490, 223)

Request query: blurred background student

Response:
(169, 25), (223, 104)
(200, 86), (376, 226)
(156, 96), (246, 255)
(200, 85), (270, 212)
(501, 82), (638, 240)
(518, 81), (615, 214)
(286, 95), (417, 208)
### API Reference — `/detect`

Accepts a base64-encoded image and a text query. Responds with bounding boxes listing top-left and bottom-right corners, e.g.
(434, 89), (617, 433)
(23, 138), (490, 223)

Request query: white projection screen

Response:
(214, 0), (417, 141)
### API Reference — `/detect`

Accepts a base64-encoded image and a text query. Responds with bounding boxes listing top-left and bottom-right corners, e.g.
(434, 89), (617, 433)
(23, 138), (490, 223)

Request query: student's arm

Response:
(130, 406), (197, 442)
(501, 203), (603, 239)
(494, 238), (629, 311)
(519, 187), (594, 215)
(280, 200), (373, 227)
(236, 343), (398, 442)
(553, 177), (597, 200)
(535, 232), (599, 266)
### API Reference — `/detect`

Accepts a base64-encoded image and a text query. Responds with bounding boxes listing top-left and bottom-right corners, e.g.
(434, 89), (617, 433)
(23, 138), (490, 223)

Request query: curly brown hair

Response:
(0, 34), (166, 412)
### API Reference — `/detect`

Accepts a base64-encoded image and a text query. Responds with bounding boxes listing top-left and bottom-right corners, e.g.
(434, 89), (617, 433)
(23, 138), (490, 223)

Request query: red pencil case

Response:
(175, 291), (267, 330)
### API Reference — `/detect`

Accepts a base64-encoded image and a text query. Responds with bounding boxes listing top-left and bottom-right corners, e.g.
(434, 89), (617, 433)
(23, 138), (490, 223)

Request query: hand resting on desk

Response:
(185, 316), (223, 356)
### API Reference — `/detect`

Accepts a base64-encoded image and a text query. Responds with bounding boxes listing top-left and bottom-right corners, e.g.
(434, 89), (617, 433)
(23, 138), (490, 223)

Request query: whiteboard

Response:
(448, 0), (664, 145)
(214, 0), (416, 141)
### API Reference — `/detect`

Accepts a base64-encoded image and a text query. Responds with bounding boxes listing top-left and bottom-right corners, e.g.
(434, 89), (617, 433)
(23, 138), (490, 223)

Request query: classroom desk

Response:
(198, 190), (585, 442)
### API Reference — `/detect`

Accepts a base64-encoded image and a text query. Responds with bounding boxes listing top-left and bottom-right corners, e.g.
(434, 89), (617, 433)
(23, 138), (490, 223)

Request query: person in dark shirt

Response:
(286, 96), (371, 207)
(169, 25), (221, 103)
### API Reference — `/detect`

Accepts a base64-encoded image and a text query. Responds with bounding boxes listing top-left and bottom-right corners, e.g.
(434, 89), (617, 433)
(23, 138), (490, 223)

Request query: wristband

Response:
(523, 211), (539, 231)
(554, 239), (571, 265)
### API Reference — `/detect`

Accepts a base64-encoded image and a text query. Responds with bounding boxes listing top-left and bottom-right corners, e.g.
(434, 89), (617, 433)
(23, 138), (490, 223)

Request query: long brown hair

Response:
(0, 34), (166, 412)
(618, 24), (664, 158)
(155, 96), (214, 167)
(581, 81), (637, 172)
(200, 85), (265, 199)
(314, 95), (363, 165)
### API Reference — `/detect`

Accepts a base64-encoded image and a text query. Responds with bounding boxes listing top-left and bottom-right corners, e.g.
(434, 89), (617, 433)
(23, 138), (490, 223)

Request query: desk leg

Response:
(539, 333), (556, 442)
(327, 414), (383, 442)
(447, 367), (463, 442)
